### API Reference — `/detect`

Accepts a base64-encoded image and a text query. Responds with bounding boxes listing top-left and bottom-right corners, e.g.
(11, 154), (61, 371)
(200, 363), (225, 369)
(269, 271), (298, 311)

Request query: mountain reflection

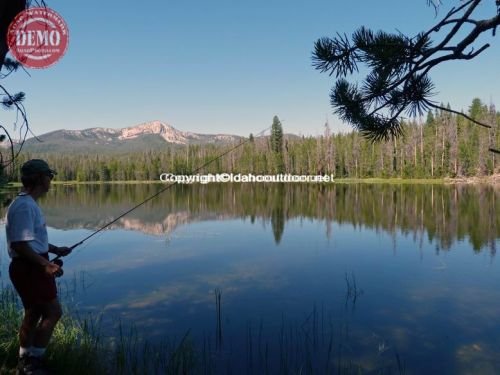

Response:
(1, 183), (498, 251)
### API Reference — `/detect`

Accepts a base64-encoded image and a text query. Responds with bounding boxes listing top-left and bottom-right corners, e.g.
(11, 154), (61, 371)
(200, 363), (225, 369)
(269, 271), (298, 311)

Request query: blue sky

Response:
(3, 0), (500, 137)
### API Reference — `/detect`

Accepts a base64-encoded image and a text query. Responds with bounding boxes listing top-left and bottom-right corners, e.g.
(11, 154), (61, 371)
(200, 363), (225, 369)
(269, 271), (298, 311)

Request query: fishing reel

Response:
(52, 258), (64, 278)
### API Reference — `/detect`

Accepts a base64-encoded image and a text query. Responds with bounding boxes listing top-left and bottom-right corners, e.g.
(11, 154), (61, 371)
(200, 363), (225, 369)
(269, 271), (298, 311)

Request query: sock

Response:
(30, 347), (46, 358)
(19, 346), (32, 358)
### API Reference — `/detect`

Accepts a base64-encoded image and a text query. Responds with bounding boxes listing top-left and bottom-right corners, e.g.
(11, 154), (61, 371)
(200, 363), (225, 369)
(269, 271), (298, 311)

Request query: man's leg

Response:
(18, 299), (63, 373)
(17, 307), (45, 373)
(33, 298), (62, 350)
(19, 307), (42, 355)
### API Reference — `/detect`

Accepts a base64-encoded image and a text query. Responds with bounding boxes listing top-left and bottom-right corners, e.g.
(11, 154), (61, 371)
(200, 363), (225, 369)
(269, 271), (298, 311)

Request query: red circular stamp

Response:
(7, 7), (69, 69)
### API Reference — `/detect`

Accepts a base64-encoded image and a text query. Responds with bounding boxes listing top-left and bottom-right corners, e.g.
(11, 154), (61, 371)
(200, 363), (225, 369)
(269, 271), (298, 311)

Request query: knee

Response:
(44, 301), (63, 323)
(52, 304), (63, 322)
(53, 305), (63, 322)
(22, 309), (42, 328)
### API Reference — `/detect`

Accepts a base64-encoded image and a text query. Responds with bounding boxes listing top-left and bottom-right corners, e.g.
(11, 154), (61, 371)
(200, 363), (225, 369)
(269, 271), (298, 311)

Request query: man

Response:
(5, 159), (71, 375)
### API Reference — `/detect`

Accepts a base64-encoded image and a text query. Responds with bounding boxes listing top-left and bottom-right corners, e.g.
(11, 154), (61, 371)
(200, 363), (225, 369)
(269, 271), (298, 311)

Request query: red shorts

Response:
(9, 253), (58, 309)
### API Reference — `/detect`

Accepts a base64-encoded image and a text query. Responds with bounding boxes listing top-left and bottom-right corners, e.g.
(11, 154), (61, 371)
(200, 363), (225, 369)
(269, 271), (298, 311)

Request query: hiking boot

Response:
(16, 355), (50, 375)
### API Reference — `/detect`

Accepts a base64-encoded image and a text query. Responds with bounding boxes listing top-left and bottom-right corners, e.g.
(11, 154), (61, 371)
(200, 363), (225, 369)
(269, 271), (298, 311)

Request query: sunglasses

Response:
(45, 172), (55, 180)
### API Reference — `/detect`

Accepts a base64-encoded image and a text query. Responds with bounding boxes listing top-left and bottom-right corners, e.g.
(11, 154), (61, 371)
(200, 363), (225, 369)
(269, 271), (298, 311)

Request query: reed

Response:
(1, 282), (407, 374)
(214, 288), (223, 351)
(0, 285), (197, 374)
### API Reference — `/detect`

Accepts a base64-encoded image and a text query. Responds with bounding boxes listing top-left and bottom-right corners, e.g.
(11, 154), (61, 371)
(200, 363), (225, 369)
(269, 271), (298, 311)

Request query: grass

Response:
(5, 180), (163, 188)
(0, 286), (105, 374)
(330, 177), (446, 184)
(0, 286), (197, 374)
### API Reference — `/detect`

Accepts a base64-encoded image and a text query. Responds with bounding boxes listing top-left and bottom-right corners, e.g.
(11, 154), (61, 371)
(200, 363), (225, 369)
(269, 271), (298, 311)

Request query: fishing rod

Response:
(51, 126), (271, 268)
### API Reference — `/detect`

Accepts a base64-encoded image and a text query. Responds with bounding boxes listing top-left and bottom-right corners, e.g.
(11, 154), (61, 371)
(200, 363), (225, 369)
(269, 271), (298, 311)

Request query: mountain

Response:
(20, 121), (244, 154)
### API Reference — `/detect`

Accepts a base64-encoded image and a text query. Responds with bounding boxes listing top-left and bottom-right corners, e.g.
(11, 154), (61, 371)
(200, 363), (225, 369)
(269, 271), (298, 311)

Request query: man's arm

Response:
(11, 241), (61, 276)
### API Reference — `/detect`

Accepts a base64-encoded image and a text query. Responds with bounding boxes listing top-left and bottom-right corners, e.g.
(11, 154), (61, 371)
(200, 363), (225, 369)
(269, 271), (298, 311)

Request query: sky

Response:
(3, 0), (500, 138)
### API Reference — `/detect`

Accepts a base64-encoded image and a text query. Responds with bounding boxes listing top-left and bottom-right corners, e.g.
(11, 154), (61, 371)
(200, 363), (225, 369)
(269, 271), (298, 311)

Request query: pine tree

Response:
(270, 116), (283, 155)
(270, 115), (285, 173)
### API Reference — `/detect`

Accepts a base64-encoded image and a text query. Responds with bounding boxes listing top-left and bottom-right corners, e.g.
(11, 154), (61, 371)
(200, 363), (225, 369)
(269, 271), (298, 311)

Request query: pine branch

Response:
(313, 0), (500, 150)
(424, 100), (491, 128)
(0, 84), (30, 166)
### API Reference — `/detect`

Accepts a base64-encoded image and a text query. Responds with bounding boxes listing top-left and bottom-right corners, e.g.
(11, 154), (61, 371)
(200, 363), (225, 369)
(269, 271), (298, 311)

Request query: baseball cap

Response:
(21, 159), (57, 177)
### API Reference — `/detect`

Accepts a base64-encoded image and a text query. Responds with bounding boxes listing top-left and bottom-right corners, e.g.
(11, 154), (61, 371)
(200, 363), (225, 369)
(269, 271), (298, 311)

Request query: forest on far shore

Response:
(11, 98), (500, 182)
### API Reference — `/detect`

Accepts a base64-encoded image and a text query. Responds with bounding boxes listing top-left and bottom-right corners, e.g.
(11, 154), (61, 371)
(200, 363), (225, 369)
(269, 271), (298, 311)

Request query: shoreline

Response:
(443, 173), (500, 185)
(2, 174), (499, 188)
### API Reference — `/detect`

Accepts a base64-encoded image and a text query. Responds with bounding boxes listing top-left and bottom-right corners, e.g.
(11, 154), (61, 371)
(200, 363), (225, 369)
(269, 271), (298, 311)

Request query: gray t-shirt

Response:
(5, 193), (49, 258)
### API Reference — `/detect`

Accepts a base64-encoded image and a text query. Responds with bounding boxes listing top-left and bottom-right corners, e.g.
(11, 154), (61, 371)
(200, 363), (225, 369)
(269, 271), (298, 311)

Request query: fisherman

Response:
(5, 159), (71, 374)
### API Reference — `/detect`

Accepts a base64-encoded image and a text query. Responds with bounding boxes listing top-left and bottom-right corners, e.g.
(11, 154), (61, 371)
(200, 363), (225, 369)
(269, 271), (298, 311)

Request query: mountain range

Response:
(18, 121), (245, 154)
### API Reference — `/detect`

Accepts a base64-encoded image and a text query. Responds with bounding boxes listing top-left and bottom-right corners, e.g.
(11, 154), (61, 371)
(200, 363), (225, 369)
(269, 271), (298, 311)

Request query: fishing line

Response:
(52, 126), (271, 263)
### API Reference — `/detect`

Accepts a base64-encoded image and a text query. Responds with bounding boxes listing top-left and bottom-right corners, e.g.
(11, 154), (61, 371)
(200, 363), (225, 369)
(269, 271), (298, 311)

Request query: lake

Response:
(1, 183), (499, 374)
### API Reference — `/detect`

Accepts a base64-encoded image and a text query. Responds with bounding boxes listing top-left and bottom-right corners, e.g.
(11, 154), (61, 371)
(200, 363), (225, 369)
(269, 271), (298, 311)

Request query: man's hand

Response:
(52, 246), (72, 257)
(44, 262), (61, 277)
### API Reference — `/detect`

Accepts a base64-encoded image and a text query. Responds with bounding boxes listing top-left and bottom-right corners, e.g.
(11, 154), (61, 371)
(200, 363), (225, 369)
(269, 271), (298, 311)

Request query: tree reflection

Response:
(1, 183), (497, 253)
(270, 184), (285, 244)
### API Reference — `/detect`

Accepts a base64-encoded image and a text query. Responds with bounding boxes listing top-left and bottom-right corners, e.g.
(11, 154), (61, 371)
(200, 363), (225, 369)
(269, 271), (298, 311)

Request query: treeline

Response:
(11, 98), (500, 181)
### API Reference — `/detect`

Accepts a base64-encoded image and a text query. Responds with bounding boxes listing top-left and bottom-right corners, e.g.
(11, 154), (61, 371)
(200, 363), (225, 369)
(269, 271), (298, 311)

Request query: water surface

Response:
(1, 183), (499, 374)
